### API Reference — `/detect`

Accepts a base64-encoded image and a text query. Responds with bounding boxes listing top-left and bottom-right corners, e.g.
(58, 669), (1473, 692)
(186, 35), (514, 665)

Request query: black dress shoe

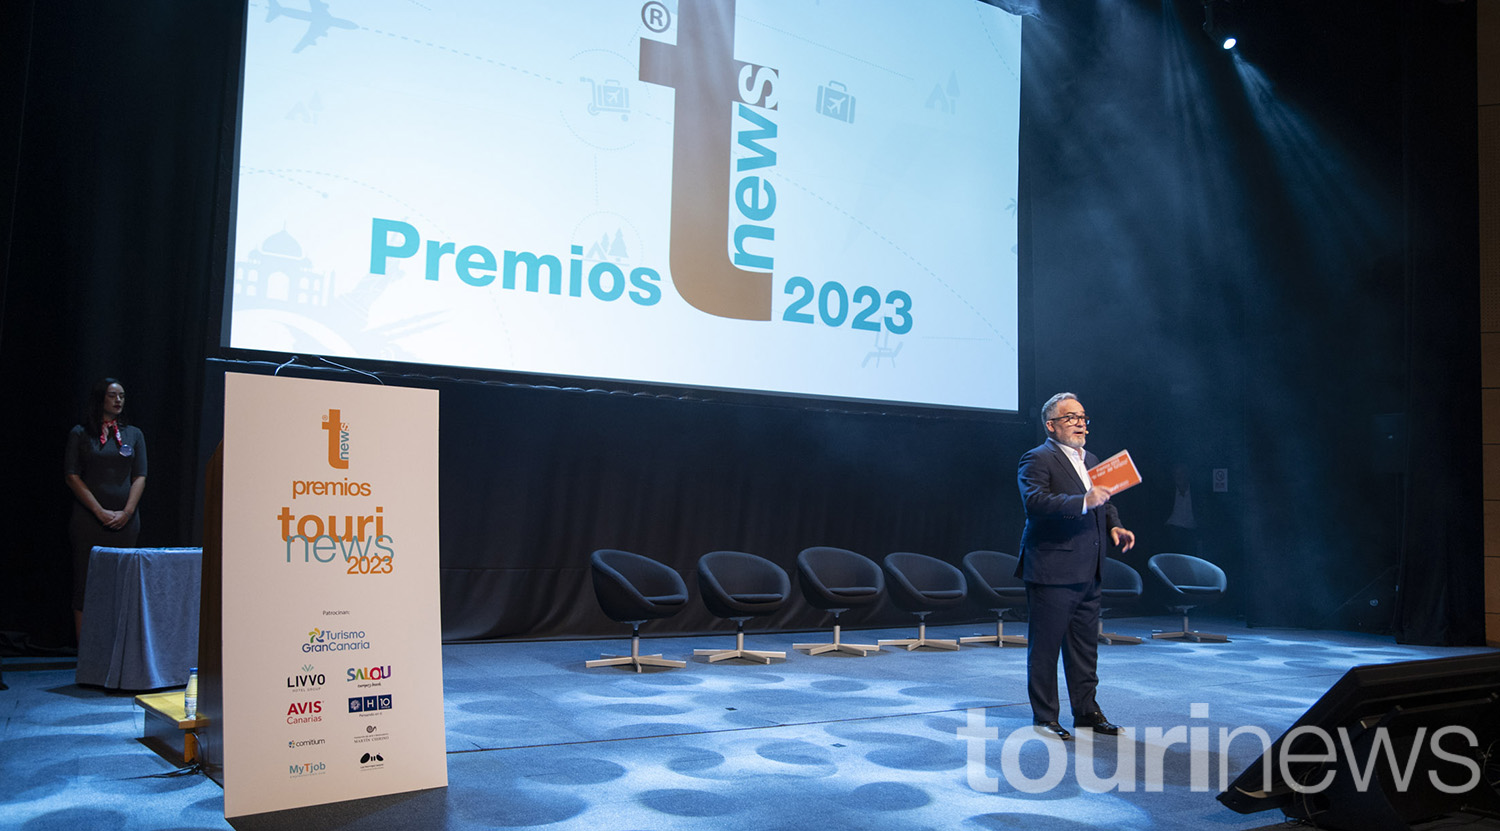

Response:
(1033, 720), (1073, 740)
(1073, 711), (1123, 735)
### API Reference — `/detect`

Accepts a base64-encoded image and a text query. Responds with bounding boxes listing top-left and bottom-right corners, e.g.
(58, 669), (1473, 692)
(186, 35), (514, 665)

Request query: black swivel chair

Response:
(693, 550), (790, 664)
(1148, 552), (1230, 642)
(793, 546), (885, 656)
(1099, 557), (1145, 645)
(878, 552), (967, 651)
(959, 550), (1028, 647)
(586, 549), (690, 671)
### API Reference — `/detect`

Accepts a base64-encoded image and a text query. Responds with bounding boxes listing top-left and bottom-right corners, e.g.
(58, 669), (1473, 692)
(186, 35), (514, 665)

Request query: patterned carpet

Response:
(2, 616), (1496, 831)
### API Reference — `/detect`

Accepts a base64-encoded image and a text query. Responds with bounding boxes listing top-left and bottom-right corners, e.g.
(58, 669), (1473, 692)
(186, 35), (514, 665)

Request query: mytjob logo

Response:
(289, 760), (326, 778)
(641, 0), (780, 321)
(321, 408), (349, 469)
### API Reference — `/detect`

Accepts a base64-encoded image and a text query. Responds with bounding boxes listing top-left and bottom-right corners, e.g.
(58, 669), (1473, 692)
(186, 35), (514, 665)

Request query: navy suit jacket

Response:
(1015, 438), (1121, 585)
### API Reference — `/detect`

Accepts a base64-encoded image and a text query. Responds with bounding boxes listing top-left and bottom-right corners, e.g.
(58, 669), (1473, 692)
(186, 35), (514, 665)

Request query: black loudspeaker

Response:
(1218, 652), (1500, 831)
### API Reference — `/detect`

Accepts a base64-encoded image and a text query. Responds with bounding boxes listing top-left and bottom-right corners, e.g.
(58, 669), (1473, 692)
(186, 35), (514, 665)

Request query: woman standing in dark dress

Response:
(64, 377), (148, 639)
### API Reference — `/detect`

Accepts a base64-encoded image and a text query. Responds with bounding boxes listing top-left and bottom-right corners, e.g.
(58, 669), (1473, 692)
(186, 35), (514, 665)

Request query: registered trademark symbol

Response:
(642, 1), (671, 33)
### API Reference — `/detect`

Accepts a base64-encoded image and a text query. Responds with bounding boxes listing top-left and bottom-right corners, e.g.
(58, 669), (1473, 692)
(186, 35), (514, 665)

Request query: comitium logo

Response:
(321, 408), (349, 469)
(641, 0), (780, 321)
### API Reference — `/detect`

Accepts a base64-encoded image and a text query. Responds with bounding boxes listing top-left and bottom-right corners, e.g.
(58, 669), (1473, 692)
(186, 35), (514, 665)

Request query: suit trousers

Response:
(1025, 579), (1101, 722)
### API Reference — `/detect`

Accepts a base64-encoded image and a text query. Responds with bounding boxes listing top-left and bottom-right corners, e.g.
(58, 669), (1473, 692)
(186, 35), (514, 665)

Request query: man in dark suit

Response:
(1017, 392), (1135, 740)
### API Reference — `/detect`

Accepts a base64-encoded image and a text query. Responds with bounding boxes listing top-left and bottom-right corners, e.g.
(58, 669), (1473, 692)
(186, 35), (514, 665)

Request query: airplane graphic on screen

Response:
(266, 0), (357, 53)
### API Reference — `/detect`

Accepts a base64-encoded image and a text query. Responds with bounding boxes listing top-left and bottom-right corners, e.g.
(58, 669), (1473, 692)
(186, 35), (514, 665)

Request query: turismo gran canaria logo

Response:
(304, 627), (371, 653)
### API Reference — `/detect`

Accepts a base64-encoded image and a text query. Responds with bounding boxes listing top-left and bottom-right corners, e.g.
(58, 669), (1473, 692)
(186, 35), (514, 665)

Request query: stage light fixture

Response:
(1201, 0), (1240, 50)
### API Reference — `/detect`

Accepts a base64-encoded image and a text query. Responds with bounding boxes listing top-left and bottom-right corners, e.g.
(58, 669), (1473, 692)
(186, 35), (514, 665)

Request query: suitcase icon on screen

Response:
(816, 80), (856, 123)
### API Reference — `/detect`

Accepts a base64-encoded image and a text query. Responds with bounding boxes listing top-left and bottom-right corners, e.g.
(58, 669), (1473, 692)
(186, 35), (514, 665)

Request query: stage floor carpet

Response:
(2, 615), (1496, 831)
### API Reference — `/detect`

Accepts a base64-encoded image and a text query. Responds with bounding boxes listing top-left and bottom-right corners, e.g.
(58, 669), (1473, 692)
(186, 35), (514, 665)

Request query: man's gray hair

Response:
(1040, 391), (1079, 422)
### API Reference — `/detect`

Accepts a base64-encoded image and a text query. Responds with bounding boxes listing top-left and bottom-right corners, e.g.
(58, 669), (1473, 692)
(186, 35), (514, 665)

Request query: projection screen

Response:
(226, 0), (1022, 411)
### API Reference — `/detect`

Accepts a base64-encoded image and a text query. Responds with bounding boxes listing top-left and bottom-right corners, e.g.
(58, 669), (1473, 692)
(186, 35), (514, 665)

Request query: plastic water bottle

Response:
(184, 668), (198, 721)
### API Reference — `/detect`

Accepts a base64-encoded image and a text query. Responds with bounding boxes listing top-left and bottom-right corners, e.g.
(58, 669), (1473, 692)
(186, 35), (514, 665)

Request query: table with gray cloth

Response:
(76, 546), (201, 690)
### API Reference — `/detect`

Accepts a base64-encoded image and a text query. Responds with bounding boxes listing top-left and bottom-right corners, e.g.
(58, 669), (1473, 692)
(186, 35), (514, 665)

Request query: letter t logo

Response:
(640, 0), (775, 321)
(322, 409), (348, 469)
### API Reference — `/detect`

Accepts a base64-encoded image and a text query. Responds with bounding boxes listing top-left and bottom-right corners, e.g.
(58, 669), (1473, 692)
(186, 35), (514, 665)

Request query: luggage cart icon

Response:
(581, 77), (630, 121)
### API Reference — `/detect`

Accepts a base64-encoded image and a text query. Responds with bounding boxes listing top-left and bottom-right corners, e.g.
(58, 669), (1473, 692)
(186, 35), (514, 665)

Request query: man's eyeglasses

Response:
(1048, 413), (1089, 425)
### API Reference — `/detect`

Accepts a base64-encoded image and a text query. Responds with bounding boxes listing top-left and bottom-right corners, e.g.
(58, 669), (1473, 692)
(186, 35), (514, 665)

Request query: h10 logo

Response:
(348, 694), (393, 713)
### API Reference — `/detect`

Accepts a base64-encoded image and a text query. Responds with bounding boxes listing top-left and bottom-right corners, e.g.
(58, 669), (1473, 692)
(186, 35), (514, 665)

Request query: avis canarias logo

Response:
(641, 0), (780, 321)
(321, 409), (349, 469)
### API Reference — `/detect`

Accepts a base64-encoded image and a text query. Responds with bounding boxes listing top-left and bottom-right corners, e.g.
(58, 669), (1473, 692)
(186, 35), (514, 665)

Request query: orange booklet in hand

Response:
(1087, 450), (1142, 495)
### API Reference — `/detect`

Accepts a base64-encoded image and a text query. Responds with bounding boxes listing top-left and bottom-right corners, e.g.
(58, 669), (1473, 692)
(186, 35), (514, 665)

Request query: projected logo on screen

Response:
(641, 0), (779, 321)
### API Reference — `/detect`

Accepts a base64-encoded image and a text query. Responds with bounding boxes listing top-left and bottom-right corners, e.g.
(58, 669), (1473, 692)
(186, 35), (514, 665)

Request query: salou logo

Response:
(348, 665), (392, 688)
(304, 627), (371, 653)
(286, 701), (323, 725)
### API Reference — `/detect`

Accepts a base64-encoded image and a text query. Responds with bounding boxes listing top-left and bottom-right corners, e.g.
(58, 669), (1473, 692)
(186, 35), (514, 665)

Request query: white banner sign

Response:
(220, 373), (446, 817)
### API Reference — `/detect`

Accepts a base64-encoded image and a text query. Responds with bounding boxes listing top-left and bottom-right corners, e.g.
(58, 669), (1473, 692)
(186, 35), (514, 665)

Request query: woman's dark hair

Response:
(84, 377), (127, 434)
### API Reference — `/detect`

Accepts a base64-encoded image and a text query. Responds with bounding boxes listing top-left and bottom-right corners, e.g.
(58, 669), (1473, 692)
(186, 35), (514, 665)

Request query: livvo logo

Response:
(641, 0), (779, 321)
(321, 408), (349, 469)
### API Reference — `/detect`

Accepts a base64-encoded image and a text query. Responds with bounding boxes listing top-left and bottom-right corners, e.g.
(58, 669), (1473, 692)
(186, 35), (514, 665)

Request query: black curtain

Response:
(0, 0), (1483, 650)
(1391, 0), (1483, 646)
(0, 0), (237, 647)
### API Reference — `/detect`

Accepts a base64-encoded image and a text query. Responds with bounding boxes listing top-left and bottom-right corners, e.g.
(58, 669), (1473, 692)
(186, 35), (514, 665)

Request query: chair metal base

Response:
(878, 620), (959, 651)
(960, 617), (1028, 647)
(586, 627), (686, 672)
(587, 653), (688, 671)
(795, 621), (880, 656)
(694, 629), (786, 663)
(1098, 618), (1142, 645)
(1099, 631), (1143, 645)
(1151, 614), (1230, 642)
(1152, 631), (1230, 643)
